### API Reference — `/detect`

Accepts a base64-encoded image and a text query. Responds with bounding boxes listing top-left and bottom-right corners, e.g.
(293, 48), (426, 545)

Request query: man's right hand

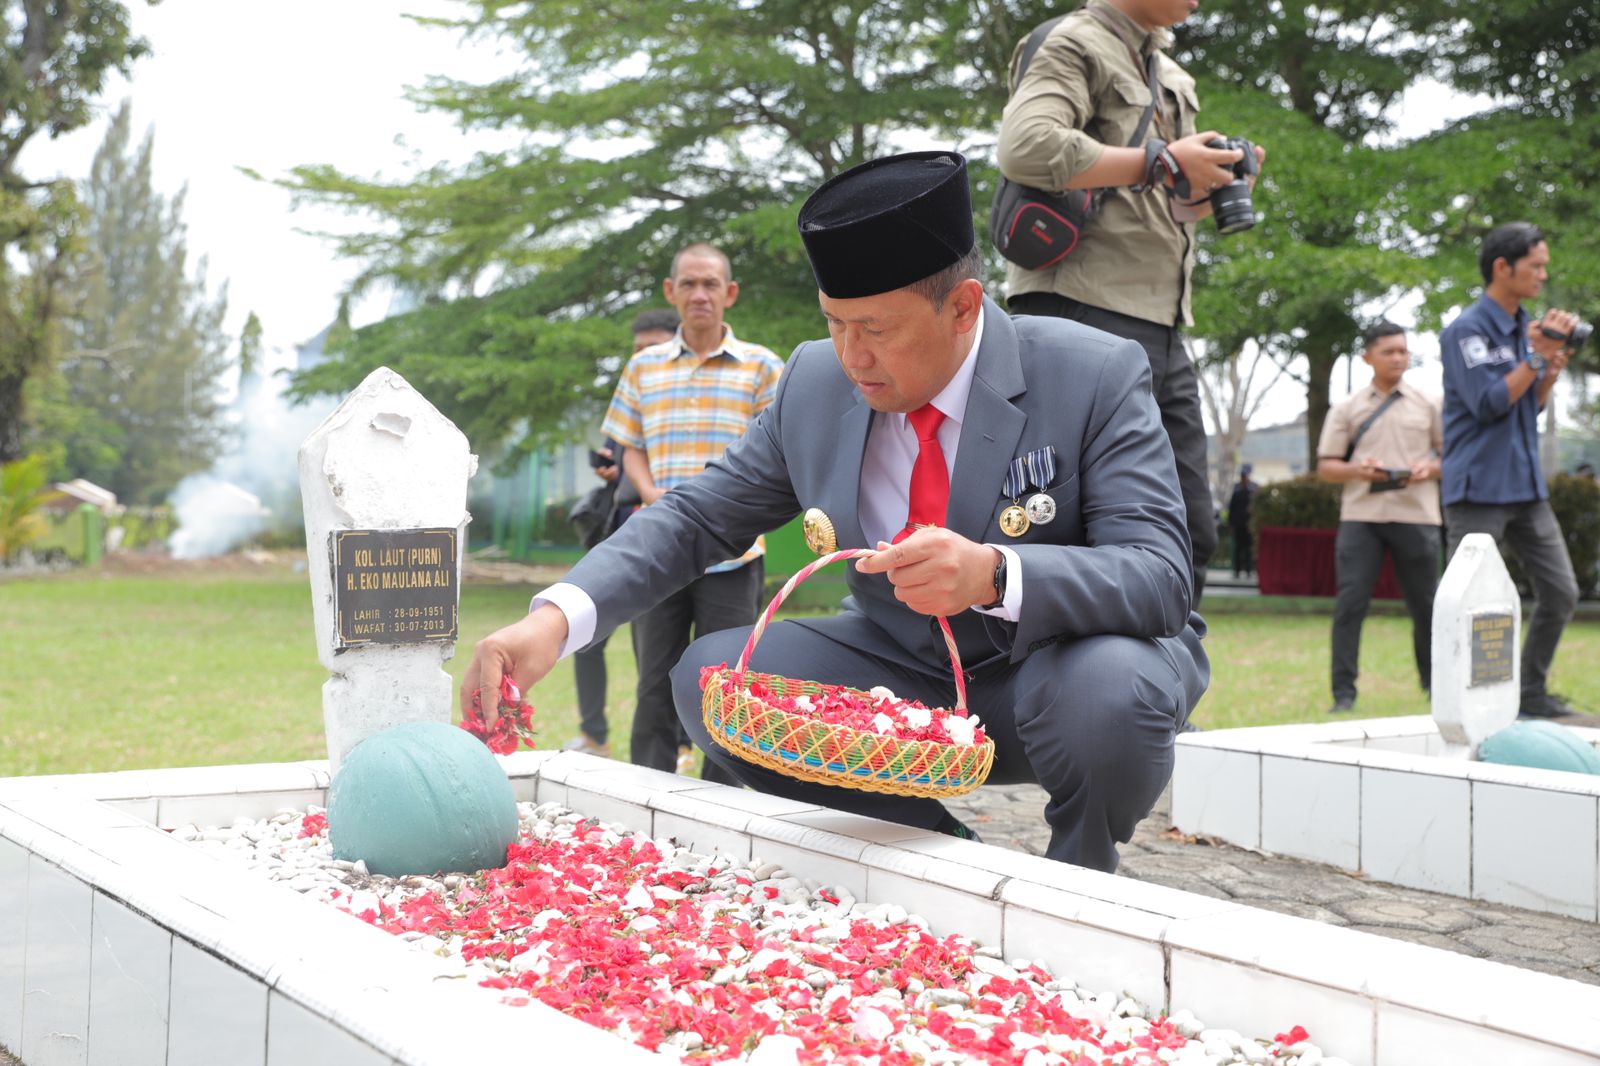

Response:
(1167, 131), (1245, 198)
(1356, 457), (1388, 482)
(459, 603), (569, 726)
(1532, 309), (1580, 360)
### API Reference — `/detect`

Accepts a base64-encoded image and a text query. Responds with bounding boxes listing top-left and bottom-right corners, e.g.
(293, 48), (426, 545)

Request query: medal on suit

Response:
(999, 503), (1030, 537)
(999, 456), (1032, 537)
(802, 507), (838, 555)
(1000, 447), (1058, 536)
(1023, 447), (1058, 526)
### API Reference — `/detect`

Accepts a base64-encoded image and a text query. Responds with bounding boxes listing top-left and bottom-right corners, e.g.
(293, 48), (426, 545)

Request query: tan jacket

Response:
(997, 0), (1200, 326)
(1317, 382), (1444, 526)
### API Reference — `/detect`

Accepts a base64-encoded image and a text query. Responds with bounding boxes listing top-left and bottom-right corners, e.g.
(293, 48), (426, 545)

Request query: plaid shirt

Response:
(602, 324), (785, 573)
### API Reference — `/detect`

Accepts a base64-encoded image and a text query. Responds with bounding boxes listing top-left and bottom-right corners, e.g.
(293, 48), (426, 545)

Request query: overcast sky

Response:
(20, 0), (518, 371)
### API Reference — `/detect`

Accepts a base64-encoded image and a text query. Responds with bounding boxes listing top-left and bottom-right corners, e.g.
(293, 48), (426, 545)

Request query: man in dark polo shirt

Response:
(1440, 222), (1581, 719)
(1318, 321), (1442, 714)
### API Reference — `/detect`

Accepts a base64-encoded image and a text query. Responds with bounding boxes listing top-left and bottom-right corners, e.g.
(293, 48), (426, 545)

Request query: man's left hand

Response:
(854, 528), (999, 617)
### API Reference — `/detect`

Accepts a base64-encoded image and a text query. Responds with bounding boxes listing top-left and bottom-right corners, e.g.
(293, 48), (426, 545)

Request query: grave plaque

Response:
(1432, 533), (1520, 753)
(1468, 610), (1514, 688)
(332, 527), (459, 648)
(299, 366), (477, 770)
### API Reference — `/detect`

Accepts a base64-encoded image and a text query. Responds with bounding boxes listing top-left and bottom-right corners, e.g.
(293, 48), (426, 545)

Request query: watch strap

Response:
(983, 551), (1007, 610)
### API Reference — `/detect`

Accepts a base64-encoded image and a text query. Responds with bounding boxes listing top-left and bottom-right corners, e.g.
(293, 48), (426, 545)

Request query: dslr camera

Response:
(1540, 318), (1592, 352)
(1205, 137), (1259, 235)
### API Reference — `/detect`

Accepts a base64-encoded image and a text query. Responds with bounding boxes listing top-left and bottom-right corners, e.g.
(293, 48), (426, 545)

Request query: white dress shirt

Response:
(538, 306), (1022, 657)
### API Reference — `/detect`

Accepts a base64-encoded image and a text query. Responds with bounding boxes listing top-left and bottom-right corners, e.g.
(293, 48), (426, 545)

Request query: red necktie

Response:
(894, 403), (949, 544)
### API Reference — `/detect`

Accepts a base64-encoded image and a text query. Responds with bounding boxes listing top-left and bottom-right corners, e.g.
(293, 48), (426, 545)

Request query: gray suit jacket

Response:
(563, 296), (1193, 671)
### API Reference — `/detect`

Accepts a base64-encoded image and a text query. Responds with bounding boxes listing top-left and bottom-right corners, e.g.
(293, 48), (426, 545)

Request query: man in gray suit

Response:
(463, 151), (1209, 873)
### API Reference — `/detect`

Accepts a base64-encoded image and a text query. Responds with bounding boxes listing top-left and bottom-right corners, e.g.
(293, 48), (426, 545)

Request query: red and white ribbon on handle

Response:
(732, 548), (968, 713)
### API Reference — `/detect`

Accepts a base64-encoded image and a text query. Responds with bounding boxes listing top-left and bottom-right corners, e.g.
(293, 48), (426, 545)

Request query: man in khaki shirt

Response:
(997, 0), (1265, 593)
(1316, 322), (1443, 714)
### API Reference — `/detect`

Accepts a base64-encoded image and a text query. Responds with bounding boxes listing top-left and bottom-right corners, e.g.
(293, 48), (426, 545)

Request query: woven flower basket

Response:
(701, 549), (995, 799)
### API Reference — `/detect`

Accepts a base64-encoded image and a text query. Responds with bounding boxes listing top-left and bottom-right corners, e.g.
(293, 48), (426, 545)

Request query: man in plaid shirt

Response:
(602, 243), (786, 780)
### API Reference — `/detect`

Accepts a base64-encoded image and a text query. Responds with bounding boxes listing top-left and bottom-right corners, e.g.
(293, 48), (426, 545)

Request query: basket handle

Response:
(733, 548), (968, 713)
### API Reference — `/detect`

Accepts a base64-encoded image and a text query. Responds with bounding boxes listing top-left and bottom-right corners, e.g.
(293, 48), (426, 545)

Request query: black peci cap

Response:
(798, 150), (974, 299)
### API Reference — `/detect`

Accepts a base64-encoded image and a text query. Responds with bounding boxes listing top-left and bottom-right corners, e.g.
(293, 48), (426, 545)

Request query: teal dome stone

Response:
(1478, 720), (1600, 776)
(327, 721), (519, 876)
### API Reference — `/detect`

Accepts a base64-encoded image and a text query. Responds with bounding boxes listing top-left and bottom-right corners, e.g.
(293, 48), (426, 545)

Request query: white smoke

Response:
(167, 348), (336, 560)
(167, 475), (272, 559)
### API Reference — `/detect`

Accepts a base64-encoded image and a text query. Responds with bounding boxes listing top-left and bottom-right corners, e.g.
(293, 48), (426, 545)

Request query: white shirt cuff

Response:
(530, 582), (597, 659)
(971, 544), (1022, 622)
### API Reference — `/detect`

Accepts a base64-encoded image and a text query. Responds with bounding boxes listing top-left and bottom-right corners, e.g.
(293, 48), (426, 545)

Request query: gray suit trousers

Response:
(671, 608), (1210, 874)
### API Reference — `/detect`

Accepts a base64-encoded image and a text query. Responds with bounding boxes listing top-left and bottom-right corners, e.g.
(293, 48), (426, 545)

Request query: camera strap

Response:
(1342, 389), (1403, 463)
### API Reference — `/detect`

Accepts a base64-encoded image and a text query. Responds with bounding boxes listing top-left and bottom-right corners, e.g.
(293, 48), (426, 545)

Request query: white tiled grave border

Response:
(1172, 715), (1600, 923)
(1, 751), (1596, 1066)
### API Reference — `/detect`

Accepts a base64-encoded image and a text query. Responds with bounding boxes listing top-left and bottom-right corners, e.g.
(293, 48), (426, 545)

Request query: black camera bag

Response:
(990, 15), (1159, 271)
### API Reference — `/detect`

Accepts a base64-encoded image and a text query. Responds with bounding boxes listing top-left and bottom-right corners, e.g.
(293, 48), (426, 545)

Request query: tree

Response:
(1175, 3), (1458, 469)
(1196, 337), (1292, 499)
(29, 102), (232, 504)
(281, 0), (1050, 454)
(0, 1), (150, 462)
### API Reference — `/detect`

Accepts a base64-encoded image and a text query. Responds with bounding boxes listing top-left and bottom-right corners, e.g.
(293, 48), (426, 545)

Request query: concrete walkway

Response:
(946, 782), (1600, 987)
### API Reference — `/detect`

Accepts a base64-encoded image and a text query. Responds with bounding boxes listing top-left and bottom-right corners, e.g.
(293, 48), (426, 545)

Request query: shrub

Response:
(0, 455), (51, 562)
(1503, 473), (1600, 599)
(112, 507), (175, 550)
(1249, 474), (1342, 536)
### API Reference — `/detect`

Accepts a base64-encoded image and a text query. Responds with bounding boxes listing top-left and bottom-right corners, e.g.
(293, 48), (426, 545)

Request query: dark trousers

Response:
(1007, 292), (1216, 592)
(572, 631), (611, 744)
(1331, 521), (1441, 701)
(632, 559), (763, 784)
(1230, 526), (1253, 576)
(1445, 501), (1578, 700)
(671, 609), (1210, 874)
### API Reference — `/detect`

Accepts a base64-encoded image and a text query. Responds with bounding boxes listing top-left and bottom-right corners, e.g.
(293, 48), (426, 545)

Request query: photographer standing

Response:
(1441, 223), (1581, 719)
(996, 0), (1265, 592)
(1317, 322), (1442, 715)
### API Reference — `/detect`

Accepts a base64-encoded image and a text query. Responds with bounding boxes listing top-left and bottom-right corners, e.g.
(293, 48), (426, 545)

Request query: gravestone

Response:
(299, 367), (477, 771)
(1431, 532), (1520, 754)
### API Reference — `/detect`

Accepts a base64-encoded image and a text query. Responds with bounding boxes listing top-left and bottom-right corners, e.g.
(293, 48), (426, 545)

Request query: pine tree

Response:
(36, 102), (232, 504)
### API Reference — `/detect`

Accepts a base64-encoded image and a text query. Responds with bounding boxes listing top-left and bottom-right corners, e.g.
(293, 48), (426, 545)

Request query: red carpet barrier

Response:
(1255, 526), (1401, 599)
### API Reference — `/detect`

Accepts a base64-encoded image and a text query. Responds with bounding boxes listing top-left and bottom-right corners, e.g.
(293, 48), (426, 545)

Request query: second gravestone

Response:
(299, 367), (478, 772)
(1431, 532), (1520, 755)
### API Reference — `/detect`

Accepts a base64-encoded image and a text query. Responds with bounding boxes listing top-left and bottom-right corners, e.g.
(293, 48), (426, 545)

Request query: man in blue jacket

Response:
(1439, 222), (1582, 719)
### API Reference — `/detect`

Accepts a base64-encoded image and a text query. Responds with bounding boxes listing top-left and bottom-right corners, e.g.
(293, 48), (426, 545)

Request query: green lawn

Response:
(2, 568), (1596, 777)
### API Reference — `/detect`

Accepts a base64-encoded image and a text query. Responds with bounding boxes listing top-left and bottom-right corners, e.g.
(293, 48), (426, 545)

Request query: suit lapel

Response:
(824, 393), (874, 549)
(947, 300), (1027, 542)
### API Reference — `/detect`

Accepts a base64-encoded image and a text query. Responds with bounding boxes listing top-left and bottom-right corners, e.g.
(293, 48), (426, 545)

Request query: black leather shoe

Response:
(1328, 696), (1356, 714)
(1519, 693), (1573, 719)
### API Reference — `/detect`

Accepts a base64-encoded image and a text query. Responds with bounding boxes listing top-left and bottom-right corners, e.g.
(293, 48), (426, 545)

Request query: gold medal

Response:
(999, 502), (1031, 537)
(802, 507), (838, 555)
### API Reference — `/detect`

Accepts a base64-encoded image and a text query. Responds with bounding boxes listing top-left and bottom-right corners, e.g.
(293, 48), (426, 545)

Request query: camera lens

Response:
(1211, 181), (1255, 234)
(1205, 137), (1257, 235)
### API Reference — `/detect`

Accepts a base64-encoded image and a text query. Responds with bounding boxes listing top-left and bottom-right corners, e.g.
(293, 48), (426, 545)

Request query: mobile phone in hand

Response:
(589, 449), (613, 469)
